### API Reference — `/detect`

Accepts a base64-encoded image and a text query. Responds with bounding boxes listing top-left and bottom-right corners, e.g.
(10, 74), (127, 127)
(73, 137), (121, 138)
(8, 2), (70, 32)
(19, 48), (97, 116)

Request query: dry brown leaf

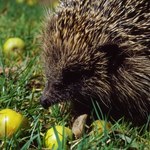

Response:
(72, 114), (88, 139)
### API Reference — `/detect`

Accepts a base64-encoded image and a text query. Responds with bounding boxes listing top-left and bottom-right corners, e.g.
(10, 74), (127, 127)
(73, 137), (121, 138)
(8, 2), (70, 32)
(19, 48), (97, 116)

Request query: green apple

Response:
(3, 37), (25, 58)
(0, 109), (28, 139)
(91, 120), (111, 135)
(44, 125), (73, 150)
(16, 0), (25, 3)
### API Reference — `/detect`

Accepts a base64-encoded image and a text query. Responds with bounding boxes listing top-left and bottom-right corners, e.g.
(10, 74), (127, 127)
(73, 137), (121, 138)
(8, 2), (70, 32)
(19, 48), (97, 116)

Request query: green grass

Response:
(0, 0), (150, 149)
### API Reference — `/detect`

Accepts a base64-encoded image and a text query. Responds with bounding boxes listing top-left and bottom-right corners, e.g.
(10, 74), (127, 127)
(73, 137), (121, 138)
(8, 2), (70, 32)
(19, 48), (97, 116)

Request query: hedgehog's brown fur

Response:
(40, 0), (150, 125)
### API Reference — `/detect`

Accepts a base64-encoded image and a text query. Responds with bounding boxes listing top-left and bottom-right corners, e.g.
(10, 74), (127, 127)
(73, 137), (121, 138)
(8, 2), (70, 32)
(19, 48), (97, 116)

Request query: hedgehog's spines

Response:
(41, 0), (150, 125)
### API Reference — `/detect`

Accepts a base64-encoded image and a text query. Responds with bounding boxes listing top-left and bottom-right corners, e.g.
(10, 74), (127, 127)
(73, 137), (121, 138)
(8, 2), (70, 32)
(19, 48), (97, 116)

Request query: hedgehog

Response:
(40, 0), (150, 125)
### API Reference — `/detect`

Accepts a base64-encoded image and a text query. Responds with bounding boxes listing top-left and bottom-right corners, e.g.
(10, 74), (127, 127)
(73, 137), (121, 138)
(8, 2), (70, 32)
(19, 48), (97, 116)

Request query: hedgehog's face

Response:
(40, 63), (95, 108)
(40, 55), (99, 108)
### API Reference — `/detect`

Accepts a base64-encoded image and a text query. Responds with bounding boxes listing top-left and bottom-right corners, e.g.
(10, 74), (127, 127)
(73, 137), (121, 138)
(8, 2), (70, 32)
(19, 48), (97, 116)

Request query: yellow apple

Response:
(44, 125), (73, 150)
(3, 37), (25, 58)
(26, 0), (38, 6)
(0, 108), (28, 138)
(91, 120), (111, 135)
(50, 0), (60, 9)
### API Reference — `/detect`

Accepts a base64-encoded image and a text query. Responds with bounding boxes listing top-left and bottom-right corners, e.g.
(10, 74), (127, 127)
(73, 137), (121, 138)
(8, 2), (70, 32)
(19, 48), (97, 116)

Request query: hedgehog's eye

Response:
(62, 70), (83, 84)
(62, 69), (93, 84)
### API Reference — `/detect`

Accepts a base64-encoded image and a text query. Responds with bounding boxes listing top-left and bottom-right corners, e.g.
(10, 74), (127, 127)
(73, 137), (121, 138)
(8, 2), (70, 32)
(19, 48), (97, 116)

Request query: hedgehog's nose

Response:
(40, 96), (50, 109)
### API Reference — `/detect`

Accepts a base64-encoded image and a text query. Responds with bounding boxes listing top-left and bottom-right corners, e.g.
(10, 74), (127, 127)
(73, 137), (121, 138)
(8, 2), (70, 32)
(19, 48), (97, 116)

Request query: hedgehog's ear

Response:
(97, 43), (126, 74)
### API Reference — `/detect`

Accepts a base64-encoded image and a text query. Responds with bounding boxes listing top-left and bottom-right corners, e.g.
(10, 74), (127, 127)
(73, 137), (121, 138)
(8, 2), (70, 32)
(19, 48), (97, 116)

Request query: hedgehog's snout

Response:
(40, 81), (62, 109)
(40, 95), (51, 109)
